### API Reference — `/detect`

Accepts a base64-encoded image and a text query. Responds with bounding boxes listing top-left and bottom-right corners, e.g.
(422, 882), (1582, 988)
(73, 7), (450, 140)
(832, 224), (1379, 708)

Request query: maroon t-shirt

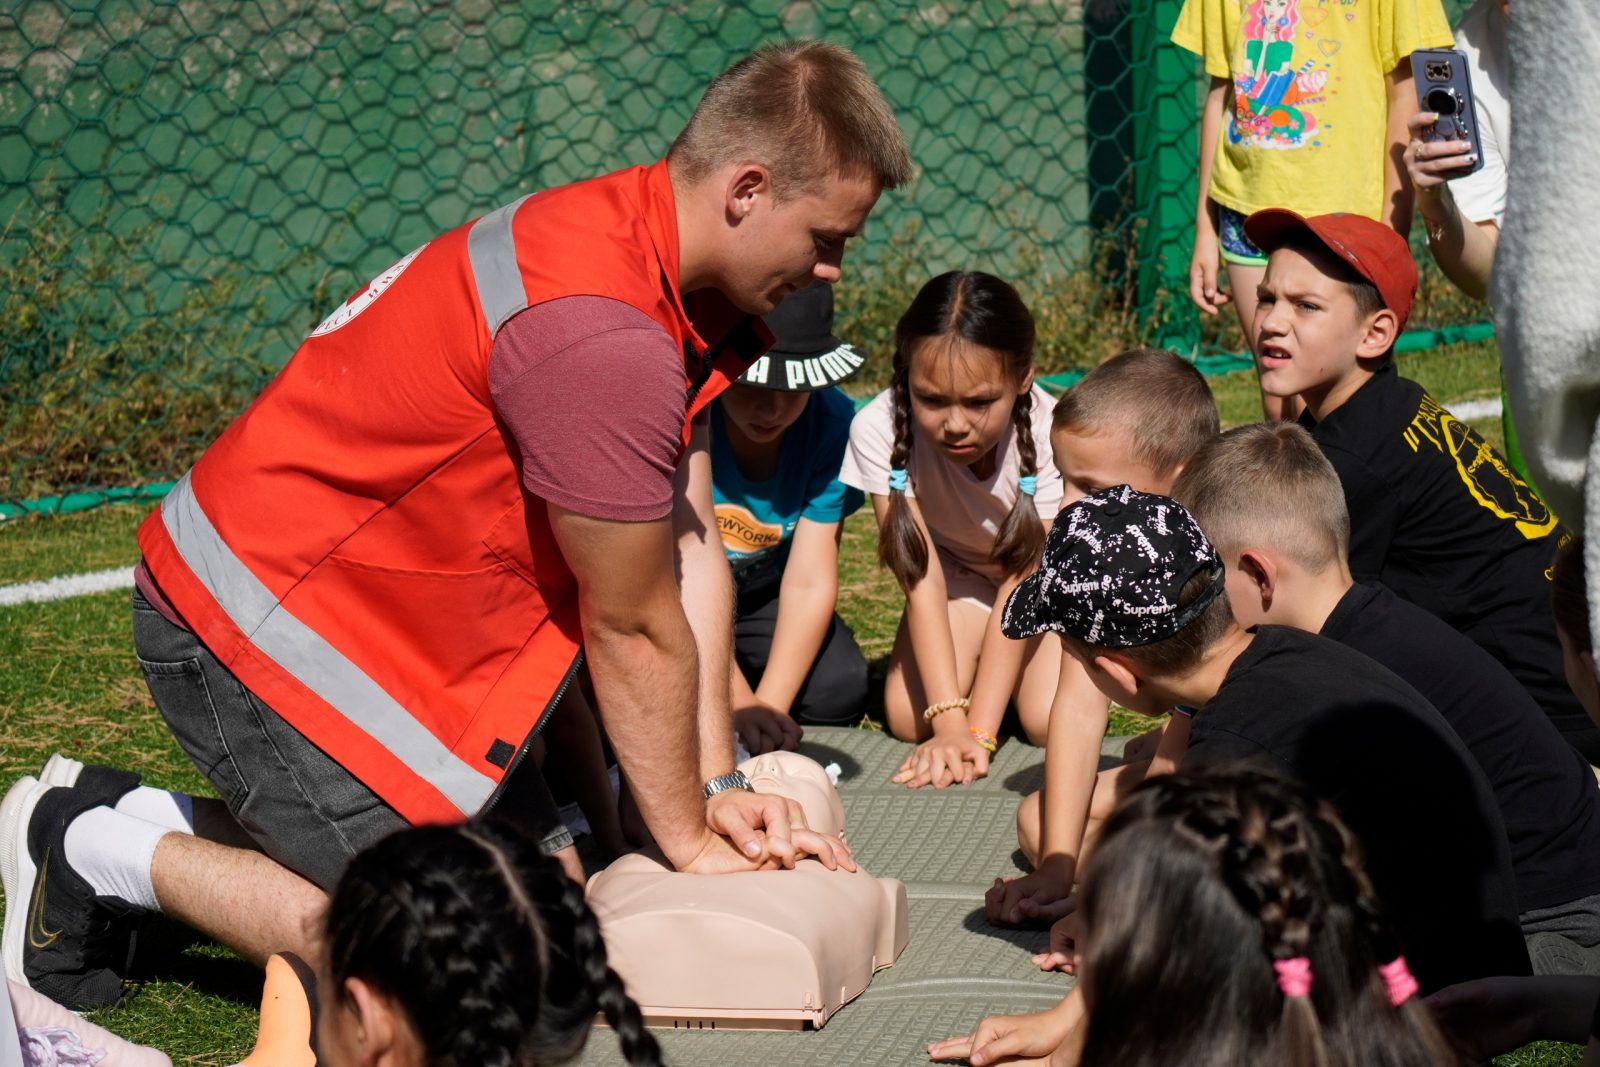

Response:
(139, 295), (689, 627)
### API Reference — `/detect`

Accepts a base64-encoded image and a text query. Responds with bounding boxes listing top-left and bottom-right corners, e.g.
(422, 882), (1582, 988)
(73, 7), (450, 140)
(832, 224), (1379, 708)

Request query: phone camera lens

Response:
(1426, 87), (1461, 115)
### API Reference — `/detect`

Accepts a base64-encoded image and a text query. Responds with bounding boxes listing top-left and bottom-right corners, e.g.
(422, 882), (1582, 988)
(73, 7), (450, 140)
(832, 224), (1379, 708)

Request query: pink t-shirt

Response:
(490, 295), (688, 522)
(839, 384), (1064, 583)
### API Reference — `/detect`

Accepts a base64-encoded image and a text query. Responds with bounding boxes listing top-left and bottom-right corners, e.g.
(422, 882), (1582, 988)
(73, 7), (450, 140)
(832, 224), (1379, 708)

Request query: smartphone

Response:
(1410, 48), (1483, 179)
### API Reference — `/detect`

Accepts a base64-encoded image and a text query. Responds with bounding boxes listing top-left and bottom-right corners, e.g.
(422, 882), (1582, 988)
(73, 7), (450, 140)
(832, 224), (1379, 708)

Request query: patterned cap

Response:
(1001, 486), (1225, 648)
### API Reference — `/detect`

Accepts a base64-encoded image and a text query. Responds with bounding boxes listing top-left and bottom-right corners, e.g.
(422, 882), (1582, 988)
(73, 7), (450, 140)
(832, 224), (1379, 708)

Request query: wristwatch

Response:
(702, 769), (754, 801)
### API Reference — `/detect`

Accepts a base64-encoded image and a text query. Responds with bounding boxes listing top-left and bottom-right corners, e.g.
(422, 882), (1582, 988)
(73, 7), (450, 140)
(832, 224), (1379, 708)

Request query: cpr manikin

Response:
(587, 751), (909, 1030)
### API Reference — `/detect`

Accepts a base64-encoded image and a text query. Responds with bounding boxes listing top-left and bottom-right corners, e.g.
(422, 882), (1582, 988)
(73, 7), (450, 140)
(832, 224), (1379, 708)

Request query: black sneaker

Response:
(0, 767), (148, 1009)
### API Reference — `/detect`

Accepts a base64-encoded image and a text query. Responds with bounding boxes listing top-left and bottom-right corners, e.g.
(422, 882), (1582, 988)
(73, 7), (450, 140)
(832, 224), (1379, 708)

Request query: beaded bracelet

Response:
(969, 727), (999, 753)
(922, 697), (971, 722)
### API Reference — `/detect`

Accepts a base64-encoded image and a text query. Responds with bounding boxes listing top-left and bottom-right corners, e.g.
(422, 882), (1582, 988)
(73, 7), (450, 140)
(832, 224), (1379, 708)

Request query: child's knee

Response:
(1017, 695), (1052, 746)
(1016, 790), (1042, 863)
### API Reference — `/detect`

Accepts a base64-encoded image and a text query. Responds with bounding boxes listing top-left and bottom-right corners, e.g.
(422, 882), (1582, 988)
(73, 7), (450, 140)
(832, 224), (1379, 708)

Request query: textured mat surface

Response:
(576, 727), (1129, 1066)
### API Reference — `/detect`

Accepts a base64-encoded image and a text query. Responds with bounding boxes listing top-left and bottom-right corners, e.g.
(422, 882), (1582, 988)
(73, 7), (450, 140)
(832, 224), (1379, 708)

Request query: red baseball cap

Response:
(1244, 209), (1417, 330)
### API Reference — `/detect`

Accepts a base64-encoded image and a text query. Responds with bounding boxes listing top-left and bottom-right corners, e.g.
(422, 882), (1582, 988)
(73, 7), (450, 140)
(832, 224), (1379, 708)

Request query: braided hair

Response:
(1074, 767), (1456, 1067)
(323, 819), (661, 1067)
(877, 271), (1042, 589)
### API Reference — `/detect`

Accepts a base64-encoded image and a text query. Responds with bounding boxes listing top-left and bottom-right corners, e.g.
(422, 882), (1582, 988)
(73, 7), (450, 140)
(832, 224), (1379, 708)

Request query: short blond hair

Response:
(1052, 349), (1220, 478)
(669, 39), (914, 199)
(1171, 422), (1349, 571)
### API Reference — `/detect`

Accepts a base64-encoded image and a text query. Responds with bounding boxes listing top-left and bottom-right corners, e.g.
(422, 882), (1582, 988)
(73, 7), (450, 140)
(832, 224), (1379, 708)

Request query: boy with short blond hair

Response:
(986, 350), (1218, 926)
(1244, 209), (1594, 761)
(1176, 422), (1600, 975)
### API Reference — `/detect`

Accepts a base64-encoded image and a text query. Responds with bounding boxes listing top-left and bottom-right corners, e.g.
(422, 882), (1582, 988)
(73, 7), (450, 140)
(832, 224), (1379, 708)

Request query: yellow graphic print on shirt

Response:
(1403, 394), (1558, 541)
(716, 503), (784, 556)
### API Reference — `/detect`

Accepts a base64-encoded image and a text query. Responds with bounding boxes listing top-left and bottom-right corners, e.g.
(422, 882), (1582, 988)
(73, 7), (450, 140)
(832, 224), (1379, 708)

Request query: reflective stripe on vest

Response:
(466, 194), (535, 335)
(159, 472), (499, 814)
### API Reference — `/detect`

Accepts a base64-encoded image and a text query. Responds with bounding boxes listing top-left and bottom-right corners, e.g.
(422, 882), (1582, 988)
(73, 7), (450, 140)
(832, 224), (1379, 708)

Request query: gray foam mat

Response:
(577, 726), (1122, 1066)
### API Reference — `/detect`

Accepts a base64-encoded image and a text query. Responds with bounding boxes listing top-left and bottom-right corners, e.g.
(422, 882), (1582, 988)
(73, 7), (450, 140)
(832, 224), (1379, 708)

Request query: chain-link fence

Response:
(1, 0), (1478, 515)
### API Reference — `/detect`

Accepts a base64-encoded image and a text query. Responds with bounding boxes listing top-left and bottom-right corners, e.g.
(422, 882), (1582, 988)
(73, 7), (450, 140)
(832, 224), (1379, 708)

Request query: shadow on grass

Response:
(129, 915), (263, 1007)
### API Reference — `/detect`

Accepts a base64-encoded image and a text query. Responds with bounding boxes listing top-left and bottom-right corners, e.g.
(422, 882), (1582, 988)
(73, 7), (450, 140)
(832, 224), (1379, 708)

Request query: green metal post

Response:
(1131, 0), (1201, 350)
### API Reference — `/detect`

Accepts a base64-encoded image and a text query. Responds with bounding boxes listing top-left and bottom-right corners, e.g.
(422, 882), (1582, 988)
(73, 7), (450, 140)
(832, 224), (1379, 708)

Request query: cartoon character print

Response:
(1403, 394), (1560, 541)
(1228, 0), (1332, 151)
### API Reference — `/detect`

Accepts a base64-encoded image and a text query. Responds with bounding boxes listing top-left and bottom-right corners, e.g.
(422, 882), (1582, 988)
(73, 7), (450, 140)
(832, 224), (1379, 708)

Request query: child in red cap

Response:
(1245, 208), (1593, 762)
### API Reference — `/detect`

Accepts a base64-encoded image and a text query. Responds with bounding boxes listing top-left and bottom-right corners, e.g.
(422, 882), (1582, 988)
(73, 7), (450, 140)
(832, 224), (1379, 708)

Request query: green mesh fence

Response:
(1, 0), (1479, 517)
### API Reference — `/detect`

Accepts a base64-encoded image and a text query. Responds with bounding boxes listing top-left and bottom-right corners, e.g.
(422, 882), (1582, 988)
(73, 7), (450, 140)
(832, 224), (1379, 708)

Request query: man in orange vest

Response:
(0, 40), (912, 1010)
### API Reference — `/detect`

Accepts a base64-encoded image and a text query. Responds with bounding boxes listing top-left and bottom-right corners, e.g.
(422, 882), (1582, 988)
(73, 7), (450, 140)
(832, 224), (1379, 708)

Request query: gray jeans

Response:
(132, 588), (568, 891)
(1523, 891), (1600, 977)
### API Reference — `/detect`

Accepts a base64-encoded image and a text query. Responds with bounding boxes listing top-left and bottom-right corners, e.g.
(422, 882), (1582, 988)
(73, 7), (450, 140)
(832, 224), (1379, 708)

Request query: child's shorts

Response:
(1219, 205), (1269, 267)
(937, 547), (1001, 611)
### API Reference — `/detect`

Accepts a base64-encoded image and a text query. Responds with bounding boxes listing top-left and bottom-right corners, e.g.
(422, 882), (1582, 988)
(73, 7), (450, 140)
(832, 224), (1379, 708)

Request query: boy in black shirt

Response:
(1174, 422), (1600, 975)
(1000, 486), (1529, 994)
(1241, 208), (1592, 762)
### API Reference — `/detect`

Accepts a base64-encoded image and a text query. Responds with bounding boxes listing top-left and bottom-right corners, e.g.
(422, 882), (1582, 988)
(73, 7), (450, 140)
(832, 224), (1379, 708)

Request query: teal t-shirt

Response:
(711, 386), (864, 594)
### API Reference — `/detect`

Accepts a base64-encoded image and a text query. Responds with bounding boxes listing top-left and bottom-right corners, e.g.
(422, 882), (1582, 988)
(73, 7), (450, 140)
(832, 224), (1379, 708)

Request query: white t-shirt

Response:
(839, 383), (1064, 583)
(1451, 0), (1510, 226)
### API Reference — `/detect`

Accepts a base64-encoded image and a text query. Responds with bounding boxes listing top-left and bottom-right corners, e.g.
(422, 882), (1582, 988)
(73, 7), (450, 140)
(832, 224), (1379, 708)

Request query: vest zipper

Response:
(478, 646), (585, 815)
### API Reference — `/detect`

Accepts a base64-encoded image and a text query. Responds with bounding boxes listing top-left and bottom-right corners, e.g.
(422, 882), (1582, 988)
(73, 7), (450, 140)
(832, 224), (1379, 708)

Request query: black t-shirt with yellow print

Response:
(1301, 362), (1595, 756)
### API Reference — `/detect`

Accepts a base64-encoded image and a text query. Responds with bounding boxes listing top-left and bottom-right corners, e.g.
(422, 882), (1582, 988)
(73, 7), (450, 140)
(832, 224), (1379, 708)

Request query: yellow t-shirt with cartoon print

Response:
(1172, 0), (1453, 219)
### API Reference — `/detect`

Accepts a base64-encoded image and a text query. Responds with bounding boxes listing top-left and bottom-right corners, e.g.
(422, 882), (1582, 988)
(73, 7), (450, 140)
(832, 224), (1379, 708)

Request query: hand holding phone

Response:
(1408, 48), (1483, 183)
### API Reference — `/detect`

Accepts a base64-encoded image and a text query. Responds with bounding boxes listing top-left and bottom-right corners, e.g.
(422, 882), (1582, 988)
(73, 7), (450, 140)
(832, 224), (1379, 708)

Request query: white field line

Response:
(0, 397), (1508, 608)
(0, 566), (135, 607)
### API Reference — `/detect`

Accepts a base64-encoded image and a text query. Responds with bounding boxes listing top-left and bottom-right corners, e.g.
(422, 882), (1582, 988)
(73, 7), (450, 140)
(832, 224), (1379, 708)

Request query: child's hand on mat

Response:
(985, 864), (1074, 926)
(1189, 229), (1230, 315)
(1405, 111), (1475, 196)
(927, 1002), (1078, 1066)
(1119, 725), (1164, 764)
(1032, 907), (1086, 973)
(734, 703), (803, 755)
(893, 733), (990, 789)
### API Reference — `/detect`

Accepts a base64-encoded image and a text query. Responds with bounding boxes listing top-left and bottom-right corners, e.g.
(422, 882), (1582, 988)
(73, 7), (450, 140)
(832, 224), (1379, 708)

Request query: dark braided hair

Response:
(323, 818), (662, 1067)
(1074, 767), (1457, 1067)
(877, 271), (1041, 589)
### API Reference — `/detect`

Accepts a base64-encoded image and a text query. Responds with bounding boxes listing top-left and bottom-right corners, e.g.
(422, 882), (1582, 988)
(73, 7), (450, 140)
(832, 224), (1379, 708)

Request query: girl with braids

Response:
(839, 271), (1063, 789)
(317, 818), (661, 1067)
(929, 767), (1460, 1067)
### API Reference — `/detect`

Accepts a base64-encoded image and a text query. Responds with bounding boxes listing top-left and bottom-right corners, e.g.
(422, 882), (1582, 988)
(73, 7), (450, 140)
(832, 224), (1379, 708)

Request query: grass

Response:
(0, 336), (1577, 1065)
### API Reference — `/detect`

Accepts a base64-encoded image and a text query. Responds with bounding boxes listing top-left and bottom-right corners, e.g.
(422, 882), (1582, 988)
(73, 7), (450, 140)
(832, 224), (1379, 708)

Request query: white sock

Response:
(112, 786), (196, 835)
(62, 807), (166, 911)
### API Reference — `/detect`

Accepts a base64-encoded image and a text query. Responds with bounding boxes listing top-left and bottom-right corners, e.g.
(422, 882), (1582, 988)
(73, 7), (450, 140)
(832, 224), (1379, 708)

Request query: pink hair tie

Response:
(1378, 956), (1419, 1006)
(1273, 956), (1313, 998)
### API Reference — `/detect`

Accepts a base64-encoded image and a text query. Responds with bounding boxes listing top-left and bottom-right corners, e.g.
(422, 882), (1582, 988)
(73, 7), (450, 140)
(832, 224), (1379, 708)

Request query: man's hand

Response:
(893, 732), (990, 789)
(1031, 904), (1085, 973)
(733, 703), (803, 755)
(985, 863), (1074, 927)
(704, 789), (855, 872)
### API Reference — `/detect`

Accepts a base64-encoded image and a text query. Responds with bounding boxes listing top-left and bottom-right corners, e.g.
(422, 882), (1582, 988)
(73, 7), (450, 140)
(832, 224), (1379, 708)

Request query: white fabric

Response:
(838, 384), (1064, 583)
(1493, 0), (1600, 642)
(62, 808), (164, 913)
(7, 983), (170, 1067)
(1450, 0), (1511, 227)
(111, 788), (195, 836)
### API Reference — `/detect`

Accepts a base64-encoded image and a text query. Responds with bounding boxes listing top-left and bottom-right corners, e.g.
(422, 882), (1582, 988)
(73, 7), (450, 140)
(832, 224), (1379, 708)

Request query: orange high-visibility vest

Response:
(138, 161), (768, 825)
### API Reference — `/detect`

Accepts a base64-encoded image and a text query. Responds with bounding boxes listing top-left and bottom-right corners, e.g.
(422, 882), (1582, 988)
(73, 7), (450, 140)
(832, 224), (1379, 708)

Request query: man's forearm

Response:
(681, 535), (736, 780)
(584, 617), (707, 866)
